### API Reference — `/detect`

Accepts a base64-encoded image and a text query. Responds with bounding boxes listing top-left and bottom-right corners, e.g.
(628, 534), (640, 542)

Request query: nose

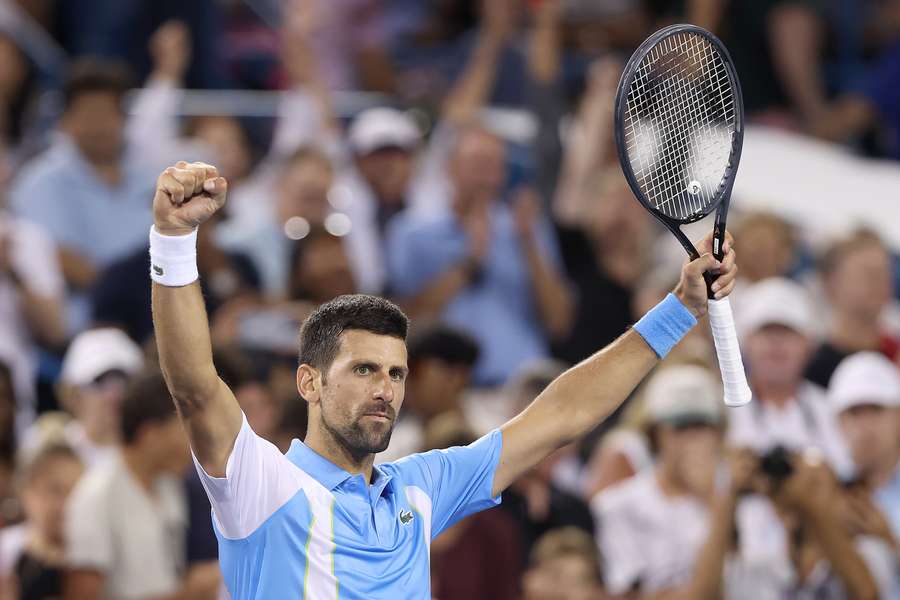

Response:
(373, 371), (394, 404)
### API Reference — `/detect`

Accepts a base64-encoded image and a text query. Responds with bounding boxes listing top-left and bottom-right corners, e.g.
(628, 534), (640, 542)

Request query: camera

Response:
(758, 445), (794, 485)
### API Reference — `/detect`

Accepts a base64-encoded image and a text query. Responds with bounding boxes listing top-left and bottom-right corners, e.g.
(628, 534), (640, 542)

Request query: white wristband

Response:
(149, 225), (199, 287)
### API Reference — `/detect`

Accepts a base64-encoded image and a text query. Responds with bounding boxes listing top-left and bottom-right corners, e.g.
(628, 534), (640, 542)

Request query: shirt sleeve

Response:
(396, 429), (503, 538)
(65, 479), (113, 572)
(10, 219), (64, 297)
(192, 413), (306, 540)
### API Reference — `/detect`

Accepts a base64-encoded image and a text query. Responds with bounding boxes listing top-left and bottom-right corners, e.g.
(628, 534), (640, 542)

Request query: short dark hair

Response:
(63, 59), (132, 111)
(121, 370), (177, 445)
(298, 295), (409, 375)
(408, 324), (479, 368)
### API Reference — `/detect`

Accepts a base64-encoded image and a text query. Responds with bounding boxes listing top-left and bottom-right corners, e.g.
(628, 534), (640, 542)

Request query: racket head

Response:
(614, 24), (745, 231)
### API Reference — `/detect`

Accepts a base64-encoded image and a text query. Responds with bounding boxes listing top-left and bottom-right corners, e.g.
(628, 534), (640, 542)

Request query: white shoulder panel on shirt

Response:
(193, 414), (331, 540)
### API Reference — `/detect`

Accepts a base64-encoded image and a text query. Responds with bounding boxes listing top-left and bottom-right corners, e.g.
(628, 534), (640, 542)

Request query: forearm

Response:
(16, 287), (66, 348)
(684, 490), (738, 600)
(687, 0), (727, 34)
(58, 247), (98, 289)
(152, 281), (219, 408)
(443, 33), (504, 126)
(804, 504), (878, 600)
(522, 236), (573, 339)
(401, 264), (472, 319)
(527, 12), (561, 84)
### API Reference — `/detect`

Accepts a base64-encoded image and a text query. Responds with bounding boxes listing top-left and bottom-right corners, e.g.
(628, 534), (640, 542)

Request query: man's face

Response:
(277, 158), (334, 226)
(62, 92), (125, 164)
(746, 325), (810, 391)
(194, 116), (252, 182)
(71, 371), (128, 440)
(356, 147), (414, 208)
(522, 555), (605, 600)
(827, 243), (893, 321)
(143, 415), (191, 474)
(657, 422), (722, 494)
(292, 236), (355, 303)
(839, 404), (900, 473)
(449, 130), (506, 208)
(313, 330), (408, 458)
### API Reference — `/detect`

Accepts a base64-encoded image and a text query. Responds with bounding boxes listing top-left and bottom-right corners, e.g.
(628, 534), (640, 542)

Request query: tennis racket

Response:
(614, 23), (752, 407)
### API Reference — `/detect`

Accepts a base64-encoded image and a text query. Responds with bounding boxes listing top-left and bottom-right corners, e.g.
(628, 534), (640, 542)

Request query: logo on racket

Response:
(687, 180), (702, 196)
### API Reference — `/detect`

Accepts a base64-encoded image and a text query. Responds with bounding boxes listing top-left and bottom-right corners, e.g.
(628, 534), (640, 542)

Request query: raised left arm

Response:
(492, 232), (736, 496)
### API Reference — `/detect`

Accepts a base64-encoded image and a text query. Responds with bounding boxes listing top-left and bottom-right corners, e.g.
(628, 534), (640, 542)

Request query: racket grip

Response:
(707, 297), (752, 407)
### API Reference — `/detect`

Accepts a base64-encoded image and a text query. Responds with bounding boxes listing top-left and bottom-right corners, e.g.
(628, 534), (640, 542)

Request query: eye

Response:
(390, 371), (406, 382)
(354, 365), (372, 376)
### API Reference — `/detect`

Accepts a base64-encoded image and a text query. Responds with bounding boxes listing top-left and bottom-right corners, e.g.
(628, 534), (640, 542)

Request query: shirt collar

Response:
(285, 440), (394, 496)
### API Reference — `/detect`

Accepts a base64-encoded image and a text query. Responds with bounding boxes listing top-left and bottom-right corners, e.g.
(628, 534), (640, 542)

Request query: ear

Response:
(297, 364), (321, 406)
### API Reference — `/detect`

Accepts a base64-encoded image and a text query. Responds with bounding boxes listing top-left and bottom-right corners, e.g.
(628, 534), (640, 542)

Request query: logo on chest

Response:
(399, 509), (414, 525)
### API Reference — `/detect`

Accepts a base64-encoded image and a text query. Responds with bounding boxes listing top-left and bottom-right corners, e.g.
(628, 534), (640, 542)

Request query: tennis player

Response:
(149, 162), (737, 599)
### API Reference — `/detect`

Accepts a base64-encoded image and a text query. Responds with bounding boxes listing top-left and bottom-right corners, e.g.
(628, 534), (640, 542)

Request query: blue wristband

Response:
(633, 293), (697, 358)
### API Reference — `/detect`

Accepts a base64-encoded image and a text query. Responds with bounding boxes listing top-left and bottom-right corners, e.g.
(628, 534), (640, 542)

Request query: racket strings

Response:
(623, 31), (736, 221)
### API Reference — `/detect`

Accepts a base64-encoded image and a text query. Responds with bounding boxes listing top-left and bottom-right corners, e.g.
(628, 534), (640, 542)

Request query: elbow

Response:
(161, 370), (220, 417)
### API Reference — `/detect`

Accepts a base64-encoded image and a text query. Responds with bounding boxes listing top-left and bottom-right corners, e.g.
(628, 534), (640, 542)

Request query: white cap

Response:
(348, 107), (421, 156)
(60, 328), (143, 386)
(644, 365), (724, 426)
(828, 352), (900, 414)
(736, 277), (816, 339)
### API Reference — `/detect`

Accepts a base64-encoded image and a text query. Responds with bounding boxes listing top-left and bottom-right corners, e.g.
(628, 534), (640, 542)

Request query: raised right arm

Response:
(151, 162), (242, 476)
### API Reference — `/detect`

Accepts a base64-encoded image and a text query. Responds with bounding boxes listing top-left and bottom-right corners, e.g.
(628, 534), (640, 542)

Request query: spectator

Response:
(287, 226), (356, 305)
(0, 362), (14, 469)
(63, 369), (219, 600)
(0, 209), (66, 434)
(521, 527), (608, 600)
(387, 128), (572, 386)
(731, 212), (798, 284)
(218, 145), (337, 298)
(592, 365), (725, 596)
(730, 278), (852, 475)
(10, 60), (156, 292)
(336, 107), (423, 294)
(91, 201), (261, 344)
(5, 444), (83, 600)
(378, 324), (480, 462)
(806, 229), (898, 387)
(23, 328), (143, 467)
(829, 353), (900, 545)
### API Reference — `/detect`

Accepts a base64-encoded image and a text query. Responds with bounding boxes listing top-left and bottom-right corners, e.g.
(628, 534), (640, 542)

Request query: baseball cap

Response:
(828, 352), (900, 414)
(736, 277), (816, 339)
(644, 365), (724, 427)
(348, 107), (421, 156)
(60, 328), (143, 386)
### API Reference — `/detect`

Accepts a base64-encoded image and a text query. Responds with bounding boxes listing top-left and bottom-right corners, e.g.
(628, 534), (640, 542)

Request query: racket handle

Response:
(707, 297), (752, 407)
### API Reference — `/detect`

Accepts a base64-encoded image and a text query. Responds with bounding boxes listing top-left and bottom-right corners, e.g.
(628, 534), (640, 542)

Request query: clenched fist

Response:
(153, 161), (227, 236)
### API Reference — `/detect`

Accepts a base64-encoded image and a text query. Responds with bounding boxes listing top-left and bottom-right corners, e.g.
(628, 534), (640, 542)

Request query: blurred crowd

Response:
(0, 0), (899, 598)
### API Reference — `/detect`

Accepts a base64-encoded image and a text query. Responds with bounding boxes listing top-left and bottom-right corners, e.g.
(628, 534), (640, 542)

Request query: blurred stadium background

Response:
(0, 0), (899, 598)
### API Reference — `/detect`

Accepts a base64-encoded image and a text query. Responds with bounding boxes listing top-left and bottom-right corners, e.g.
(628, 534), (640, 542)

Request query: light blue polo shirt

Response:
(194, 414), (503, 599)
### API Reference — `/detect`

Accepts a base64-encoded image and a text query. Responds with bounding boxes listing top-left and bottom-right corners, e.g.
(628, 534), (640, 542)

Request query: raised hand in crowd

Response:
(149, 20), (192, 84)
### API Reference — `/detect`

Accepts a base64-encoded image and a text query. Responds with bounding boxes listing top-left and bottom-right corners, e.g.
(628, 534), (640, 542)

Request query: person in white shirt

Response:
(593, 365), (728, 596)
(0, 212), (67, 435)
(21, 328), (142, 468)
(64, 369), (219, 600)
(729, 277), (852, 476)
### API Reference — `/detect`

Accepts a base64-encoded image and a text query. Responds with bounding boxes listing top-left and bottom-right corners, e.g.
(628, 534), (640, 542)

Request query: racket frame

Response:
(614, 23), (745, 268)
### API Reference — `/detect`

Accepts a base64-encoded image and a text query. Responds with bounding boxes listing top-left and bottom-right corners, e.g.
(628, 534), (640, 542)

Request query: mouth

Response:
(362, 413), (393, 423)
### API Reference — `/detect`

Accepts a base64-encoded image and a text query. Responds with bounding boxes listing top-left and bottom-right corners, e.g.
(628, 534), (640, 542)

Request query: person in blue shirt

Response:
(147, 161), (738, 600)
(387, 127), (574, 386)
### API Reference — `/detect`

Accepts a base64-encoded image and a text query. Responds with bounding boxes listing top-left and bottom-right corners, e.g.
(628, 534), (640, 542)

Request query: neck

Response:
(861, 451), (900, 489)
(655, 462), (690, 498)
(122, 445), (160, 491)
(751, 378), (800, 408)
(830, 312), (881, 351)
(83, 421), (119, 447)
(304, 424), (375, 484)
